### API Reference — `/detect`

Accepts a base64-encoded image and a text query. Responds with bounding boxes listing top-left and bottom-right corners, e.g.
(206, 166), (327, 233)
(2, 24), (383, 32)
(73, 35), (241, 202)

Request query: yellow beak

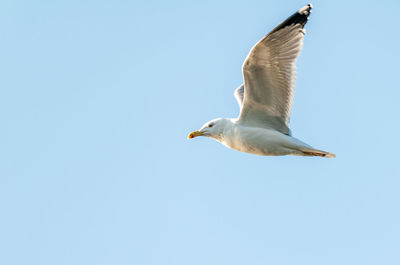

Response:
(188, 130), (204, 139)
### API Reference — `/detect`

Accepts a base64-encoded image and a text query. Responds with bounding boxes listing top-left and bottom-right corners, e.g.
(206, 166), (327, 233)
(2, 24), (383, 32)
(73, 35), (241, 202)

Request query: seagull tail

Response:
(301, 149), (336, 158)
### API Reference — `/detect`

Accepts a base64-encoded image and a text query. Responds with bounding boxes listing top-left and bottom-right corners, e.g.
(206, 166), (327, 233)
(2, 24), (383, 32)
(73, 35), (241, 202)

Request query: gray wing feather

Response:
(237, 4), (312, 135)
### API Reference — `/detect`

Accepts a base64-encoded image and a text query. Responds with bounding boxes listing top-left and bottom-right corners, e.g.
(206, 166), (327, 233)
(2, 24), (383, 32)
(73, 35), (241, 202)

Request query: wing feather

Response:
(237, 4), (312, 135)
(234, 84), (245, 109)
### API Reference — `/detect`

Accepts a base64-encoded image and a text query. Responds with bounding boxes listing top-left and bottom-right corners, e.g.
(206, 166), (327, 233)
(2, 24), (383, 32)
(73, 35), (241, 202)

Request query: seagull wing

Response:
(238, 4), (312, 135)
(234, 84), (245, 109)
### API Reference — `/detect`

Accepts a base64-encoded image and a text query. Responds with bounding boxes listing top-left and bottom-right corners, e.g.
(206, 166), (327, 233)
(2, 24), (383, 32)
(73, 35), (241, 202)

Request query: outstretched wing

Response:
(238, 4), (312, 135)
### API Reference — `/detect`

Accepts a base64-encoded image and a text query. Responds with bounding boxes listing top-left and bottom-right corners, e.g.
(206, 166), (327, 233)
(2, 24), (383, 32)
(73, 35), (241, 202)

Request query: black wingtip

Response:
(269, 4), (313, 35)
(299, 3), (312, 16)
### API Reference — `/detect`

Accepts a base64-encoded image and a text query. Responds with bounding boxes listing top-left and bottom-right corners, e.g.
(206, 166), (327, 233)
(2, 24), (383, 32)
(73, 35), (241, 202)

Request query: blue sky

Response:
(1, 0), (399, 264)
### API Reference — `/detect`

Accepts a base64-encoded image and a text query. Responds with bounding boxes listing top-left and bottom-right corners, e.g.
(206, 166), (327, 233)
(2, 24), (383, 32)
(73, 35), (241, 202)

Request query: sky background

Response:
(1, 0), (400, 264)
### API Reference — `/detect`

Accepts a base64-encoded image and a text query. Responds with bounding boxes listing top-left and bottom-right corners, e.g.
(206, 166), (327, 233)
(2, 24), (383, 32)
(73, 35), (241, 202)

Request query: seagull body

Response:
(219, 119), (313, 156)
(188, 4), (335, 158)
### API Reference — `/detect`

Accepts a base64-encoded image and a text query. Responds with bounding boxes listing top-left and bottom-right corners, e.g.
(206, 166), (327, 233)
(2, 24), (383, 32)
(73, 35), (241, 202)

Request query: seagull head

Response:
(188, 118), (228, 140)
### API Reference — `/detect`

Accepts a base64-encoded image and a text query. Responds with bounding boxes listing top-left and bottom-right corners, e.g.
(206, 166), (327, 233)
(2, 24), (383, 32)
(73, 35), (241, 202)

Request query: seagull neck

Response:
(219, 118), (236, 140)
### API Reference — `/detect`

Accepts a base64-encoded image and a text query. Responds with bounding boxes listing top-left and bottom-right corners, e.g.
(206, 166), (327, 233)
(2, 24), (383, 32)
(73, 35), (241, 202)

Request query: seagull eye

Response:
(208, 124), (213, 128)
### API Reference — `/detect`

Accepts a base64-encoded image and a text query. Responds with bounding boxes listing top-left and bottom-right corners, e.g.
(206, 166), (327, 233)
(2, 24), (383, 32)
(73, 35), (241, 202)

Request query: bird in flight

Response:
(188, 4), (335, 158)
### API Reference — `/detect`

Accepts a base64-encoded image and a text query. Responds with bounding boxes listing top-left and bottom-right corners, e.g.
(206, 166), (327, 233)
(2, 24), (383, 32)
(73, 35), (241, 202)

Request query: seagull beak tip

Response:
(187, 130), (203, 139)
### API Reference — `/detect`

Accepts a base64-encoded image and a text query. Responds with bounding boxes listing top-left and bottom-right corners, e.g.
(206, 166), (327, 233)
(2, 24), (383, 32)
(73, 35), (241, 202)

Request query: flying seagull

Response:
(188, 4), (335, 158)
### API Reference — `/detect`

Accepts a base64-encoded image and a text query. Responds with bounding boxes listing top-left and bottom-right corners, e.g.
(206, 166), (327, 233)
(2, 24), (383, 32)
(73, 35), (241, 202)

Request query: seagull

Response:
(188, 4), (335, 158)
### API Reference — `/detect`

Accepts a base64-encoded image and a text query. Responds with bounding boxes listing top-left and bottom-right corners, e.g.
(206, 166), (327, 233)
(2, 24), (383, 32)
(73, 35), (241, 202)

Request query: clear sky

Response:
(1, 0), (399, 264)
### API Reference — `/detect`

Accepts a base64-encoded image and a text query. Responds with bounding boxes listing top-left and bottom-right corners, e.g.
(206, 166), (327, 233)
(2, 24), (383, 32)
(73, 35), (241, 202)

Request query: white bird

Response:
(188, 4), (335, 158)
